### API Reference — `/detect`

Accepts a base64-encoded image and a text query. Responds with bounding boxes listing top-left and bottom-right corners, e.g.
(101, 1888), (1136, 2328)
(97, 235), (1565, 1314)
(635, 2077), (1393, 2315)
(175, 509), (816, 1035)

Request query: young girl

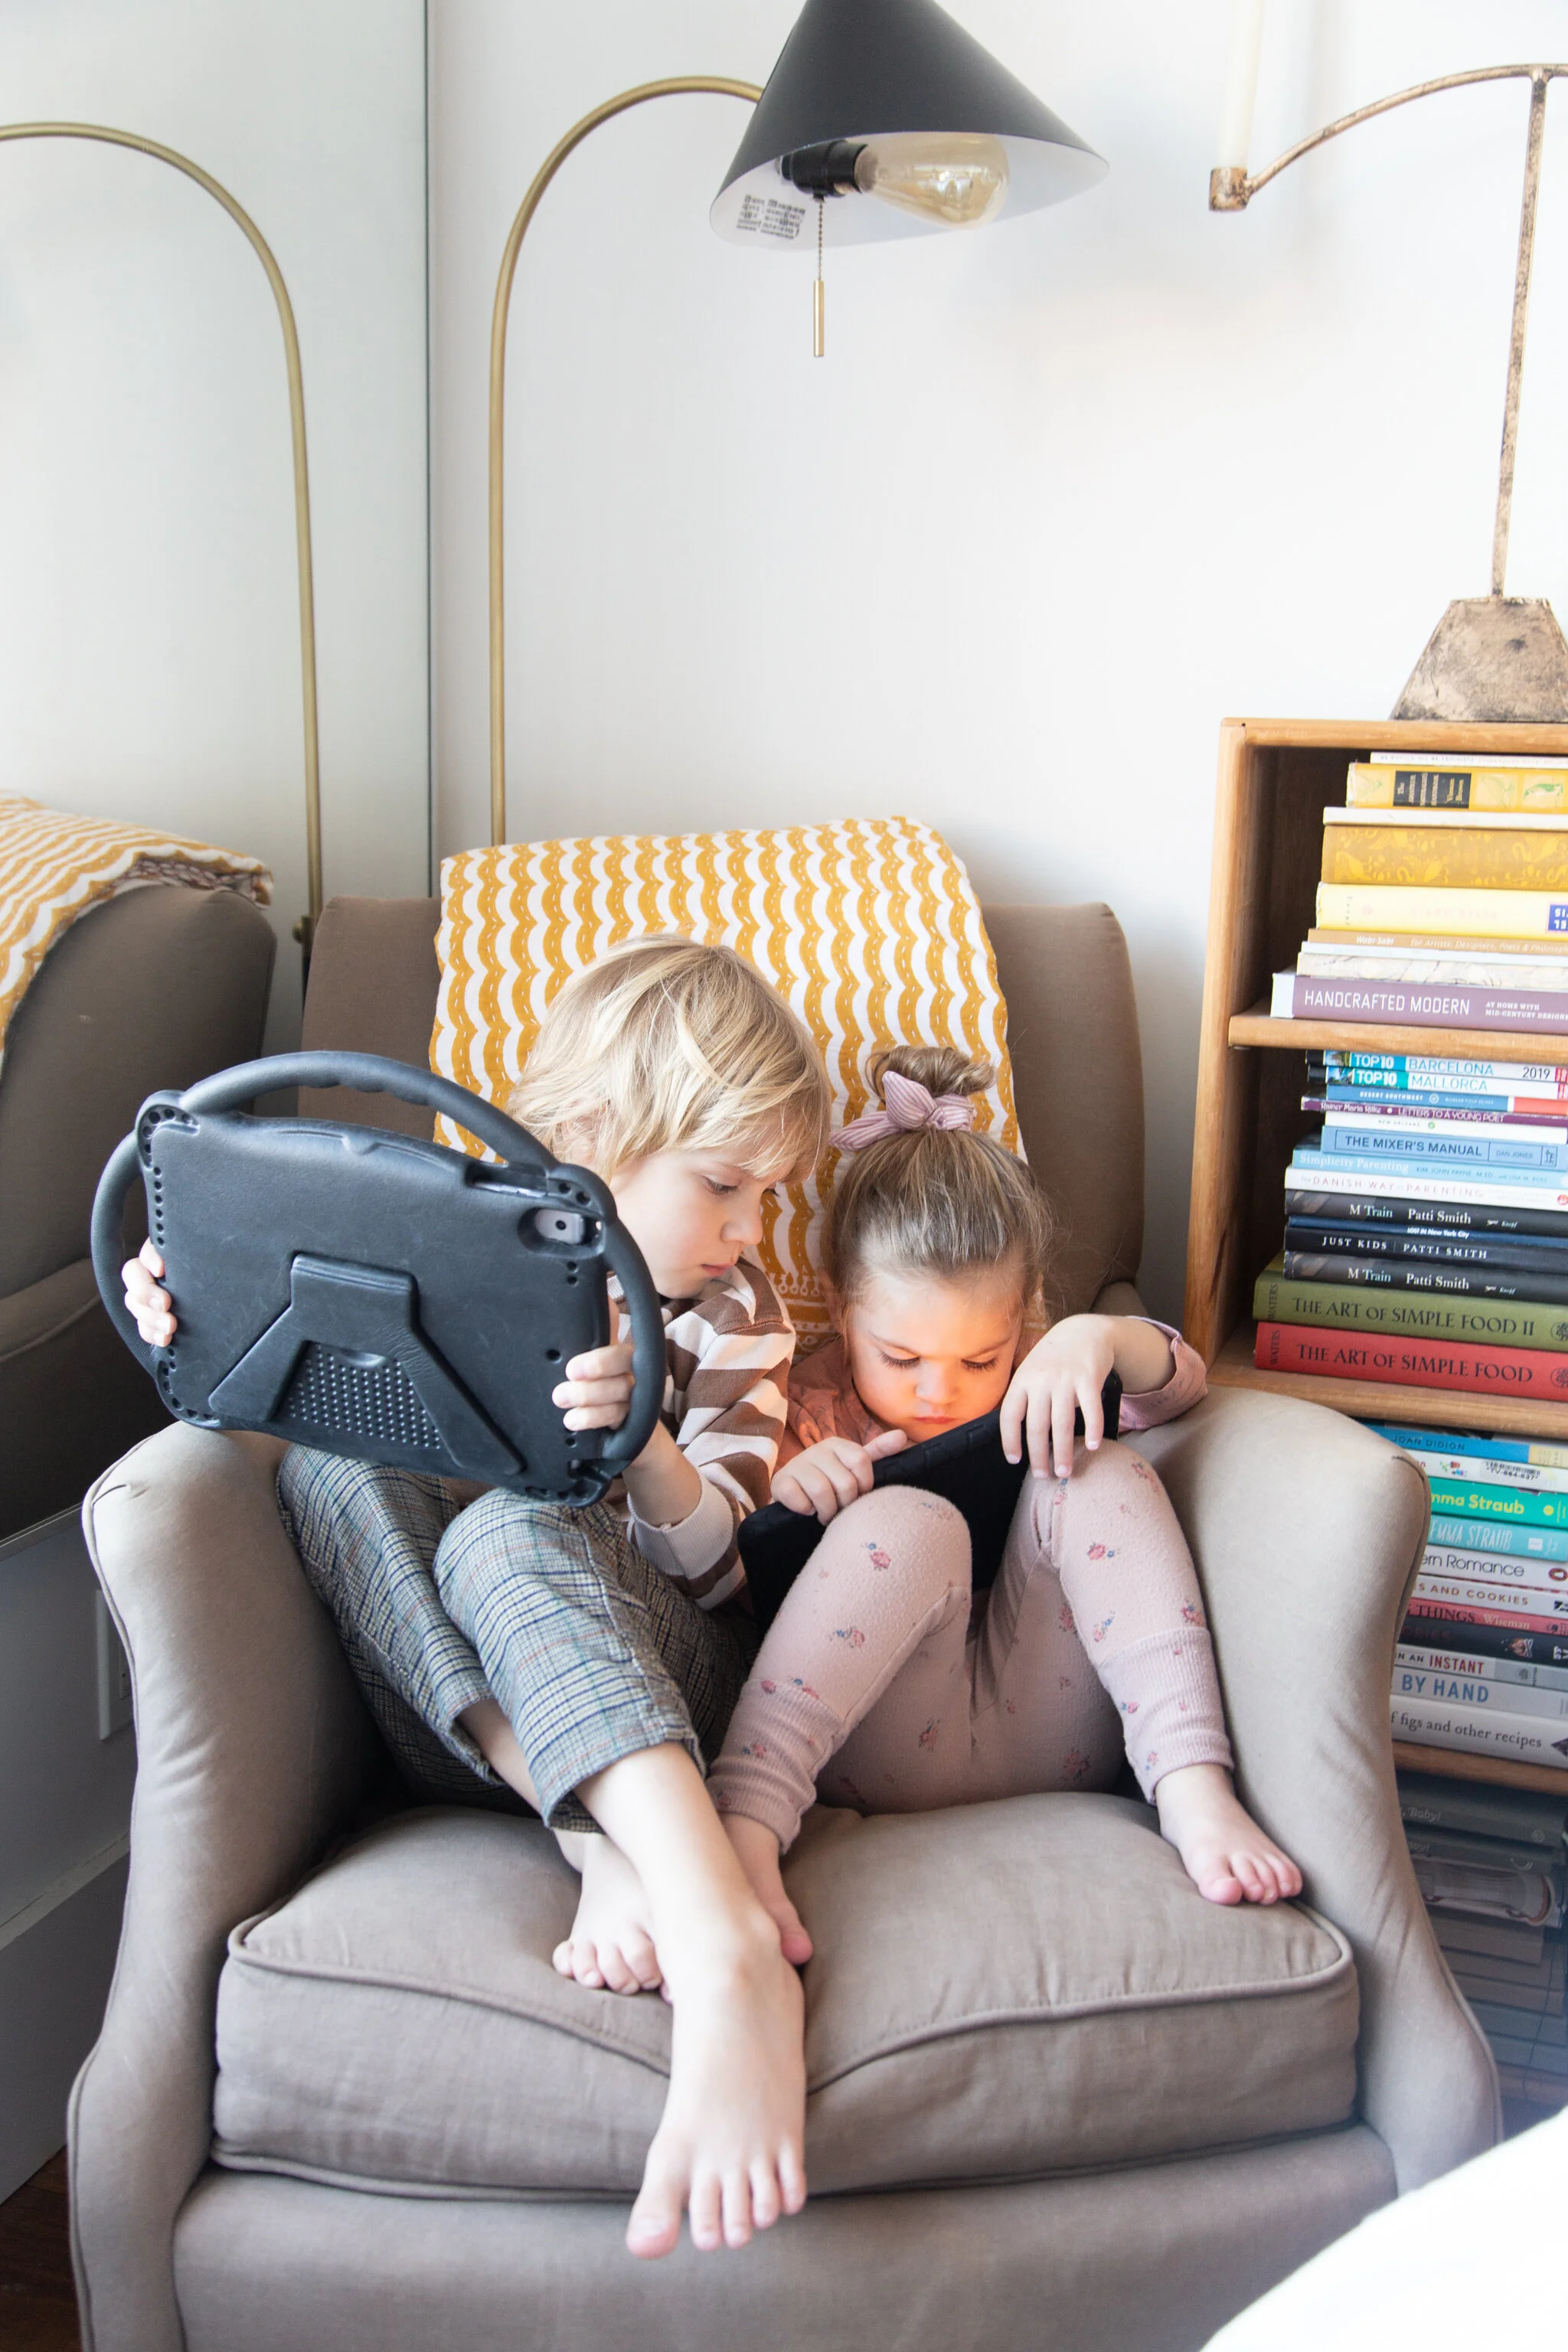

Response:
(707, 1044), (1302, 1956)
(125, 936), (835, 2263)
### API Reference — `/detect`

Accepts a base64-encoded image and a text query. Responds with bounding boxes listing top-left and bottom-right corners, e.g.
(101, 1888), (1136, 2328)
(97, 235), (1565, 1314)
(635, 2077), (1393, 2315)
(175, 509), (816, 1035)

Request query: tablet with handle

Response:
(90, 1051), (665, 1506)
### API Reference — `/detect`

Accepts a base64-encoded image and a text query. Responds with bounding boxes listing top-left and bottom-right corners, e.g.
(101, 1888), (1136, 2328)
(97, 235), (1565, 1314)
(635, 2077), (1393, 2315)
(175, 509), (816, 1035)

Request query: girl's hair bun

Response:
(870, 1043), (994, 1102)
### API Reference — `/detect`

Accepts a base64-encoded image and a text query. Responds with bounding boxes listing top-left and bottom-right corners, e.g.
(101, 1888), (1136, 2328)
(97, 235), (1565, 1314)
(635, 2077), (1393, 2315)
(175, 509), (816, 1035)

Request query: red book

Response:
(1254, 1320), (1568, 1399)
(1407, 1596), (1568, 1636)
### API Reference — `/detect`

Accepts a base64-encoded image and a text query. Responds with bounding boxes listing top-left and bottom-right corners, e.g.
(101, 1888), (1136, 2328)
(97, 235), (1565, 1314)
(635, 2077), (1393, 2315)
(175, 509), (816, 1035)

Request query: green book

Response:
(1251, 1256), (1568, 1354)
(1427, 1479), (1568, 1527)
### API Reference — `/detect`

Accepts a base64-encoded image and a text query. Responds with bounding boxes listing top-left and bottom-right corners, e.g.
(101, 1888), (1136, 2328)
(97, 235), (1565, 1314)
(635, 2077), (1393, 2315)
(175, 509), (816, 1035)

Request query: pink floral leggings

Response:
(707, 1439), (1232, 1851)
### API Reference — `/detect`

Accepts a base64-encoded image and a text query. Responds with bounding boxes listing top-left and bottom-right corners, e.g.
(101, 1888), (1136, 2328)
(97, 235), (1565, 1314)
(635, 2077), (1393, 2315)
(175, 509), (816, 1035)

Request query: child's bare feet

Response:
(627, 1909), (807, 2259)
(552, 1834), (664, 1994)
(1155, 1762), (1303, 1907)
(721, 1813), (813, 1966)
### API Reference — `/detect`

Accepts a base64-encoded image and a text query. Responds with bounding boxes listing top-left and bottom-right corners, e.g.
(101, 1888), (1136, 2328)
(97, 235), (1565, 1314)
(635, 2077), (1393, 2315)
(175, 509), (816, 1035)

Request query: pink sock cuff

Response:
(1094, 1625), (1233, 1801)
(707, 1675), (845, 1852)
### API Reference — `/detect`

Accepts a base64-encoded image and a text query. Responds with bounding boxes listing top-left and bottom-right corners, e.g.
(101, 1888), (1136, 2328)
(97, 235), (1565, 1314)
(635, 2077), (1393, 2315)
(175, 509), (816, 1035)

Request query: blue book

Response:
(1428, 1516), (1568, 1561)
(1372, 1423), (1545, 1465)
(1320, 1125), (1568, 1170)
(1323, 1085), (1560, 1113)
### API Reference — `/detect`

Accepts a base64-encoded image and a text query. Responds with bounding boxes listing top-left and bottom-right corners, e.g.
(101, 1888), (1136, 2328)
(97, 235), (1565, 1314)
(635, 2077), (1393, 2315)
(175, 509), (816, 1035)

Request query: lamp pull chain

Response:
(814, 194), (825, 357)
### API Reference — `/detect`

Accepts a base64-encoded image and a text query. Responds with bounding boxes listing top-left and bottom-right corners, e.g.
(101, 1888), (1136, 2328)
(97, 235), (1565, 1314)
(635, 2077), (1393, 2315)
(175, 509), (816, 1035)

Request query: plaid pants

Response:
(277, 1451), (757, 1833)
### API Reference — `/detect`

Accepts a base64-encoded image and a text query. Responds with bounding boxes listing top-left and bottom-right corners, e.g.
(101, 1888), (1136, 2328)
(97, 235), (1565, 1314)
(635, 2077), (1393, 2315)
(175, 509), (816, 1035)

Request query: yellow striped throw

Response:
(0, 794), (272, 1074)
(430, 817), (1018, 1348)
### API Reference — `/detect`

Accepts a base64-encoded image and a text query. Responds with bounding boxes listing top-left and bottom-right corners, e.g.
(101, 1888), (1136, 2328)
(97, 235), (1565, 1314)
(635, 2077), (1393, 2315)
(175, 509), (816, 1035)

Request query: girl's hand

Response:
(553, 1341), (635, 1432)
(999, 1313), (1119, 1479)
(772, 1429), (907, 1524)
(123, 1240), (176, 1348)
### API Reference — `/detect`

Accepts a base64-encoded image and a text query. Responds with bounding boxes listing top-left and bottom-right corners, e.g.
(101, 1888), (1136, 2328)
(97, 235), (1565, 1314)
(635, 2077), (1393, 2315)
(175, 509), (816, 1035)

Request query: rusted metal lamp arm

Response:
(487, 77), (762, 849)
(1210, 64), (1568, 603)
(0, 122), (322, 956)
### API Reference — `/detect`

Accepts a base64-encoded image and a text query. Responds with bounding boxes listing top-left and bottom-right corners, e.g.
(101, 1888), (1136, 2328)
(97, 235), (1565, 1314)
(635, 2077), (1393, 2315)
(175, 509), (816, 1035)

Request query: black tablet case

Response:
(739, 1371), (1122, 1632)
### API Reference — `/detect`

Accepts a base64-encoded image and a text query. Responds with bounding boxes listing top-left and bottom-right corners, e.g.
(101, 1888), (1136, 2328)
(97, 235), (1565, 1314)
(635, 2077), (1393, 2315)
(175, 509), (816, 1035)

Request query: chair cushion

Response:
(211, 1795), (1358, 2200)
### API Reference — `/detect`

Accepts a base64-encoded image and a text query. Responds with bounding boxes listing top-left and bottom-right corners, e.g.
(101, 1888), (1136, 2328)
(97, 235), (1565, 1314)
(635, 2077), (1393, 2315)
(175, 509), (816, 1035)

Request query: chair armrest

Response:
(71, 1424), (382, 2352)
(1131, 1389), (1498, 2194)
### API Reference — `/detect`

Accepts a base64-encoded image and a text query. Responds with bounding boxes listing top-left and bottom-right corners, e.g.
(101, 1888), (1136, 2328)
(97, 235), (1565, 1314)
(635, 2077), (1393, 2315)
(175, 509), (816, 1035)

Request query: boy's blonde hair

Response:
(508, 934), (831, 1178)
(825, 1044), (1053, 1309)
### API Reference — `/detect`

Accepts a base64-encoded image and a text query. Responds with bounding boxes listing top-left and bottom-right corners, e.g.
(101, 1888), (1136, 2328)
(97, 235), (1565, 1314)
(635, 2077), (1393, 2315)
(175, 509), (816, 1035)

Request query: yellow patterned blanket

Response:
(430, 817), (1018, 1348)
(0, 793), (272, 1071)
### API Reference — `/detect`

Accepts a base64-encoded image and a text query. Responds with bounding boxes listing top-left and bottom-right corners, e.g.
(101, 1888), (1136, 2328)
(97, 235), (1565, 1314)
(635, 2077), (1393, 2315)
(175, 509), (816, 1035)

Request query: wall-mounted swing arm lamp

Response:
(1208, 37), (1568, 723)
(488, 0), (1106, 844)
(0, 122), (322, 959)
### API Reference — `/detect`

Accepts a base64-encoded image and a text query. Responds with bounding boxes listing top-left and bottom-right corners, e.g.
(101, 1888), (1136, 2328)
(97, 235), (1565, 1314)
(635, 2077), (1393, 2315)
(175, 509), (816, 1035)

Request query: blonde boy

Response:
(126, 937), (831, 2262)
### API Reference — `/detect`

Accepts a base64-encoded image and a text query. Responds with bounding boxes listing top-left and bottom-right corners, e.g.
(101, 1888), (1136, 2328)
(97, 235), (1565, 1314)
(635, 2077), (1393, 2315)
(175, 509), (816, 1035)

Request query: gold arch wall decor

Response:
(487, 77), (763, 848)
(0, 122), (322, 953)
(1210, 62), (1568, 721)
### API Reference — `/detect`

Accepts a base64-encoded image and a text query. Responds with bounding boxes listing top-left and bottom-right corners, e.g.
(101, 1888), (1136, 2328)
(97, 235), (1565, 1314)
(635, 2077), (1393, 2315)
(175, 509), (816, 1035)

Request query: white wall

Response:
(0, 0), (430, 1050)
(429, 0), (1568, 1320)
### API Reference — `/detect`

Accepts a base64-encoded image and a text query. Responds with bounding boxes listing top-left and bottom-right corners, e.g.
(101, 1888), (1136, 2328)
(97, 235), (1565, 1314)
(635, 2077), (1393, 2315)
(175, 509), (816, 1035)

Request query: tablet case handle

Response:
(90, 1050), (668, 1477)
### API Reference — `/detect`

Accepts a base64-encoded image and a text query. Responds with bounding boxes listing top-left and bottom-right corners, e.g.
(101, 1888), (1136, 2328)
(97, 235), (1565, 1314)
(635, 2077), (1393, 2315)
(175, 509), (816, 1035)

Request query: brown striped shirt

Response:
(617, 1256), (793, 1610)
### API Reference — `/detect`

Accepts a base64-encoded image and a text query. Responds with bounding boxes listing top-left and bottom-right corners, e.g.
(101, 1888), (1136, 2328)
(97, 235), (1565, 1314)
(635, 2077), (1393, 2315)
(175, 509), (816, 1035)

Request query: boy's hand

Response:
(123, 1239), (176, 1348)
(554, 1341), (635, 1432)
(999, 1313), (1118, 1479)
(772, 1429), (907, 1524)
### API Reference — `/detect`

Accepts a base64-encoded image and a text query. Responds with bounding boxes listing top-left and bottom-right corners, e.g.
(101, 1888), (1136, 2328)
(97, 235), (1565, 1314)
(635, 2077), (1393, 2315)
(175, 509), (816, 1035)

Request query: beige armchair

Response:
(71, 898), (1495, 2352)
(0, 883), (274, 1539)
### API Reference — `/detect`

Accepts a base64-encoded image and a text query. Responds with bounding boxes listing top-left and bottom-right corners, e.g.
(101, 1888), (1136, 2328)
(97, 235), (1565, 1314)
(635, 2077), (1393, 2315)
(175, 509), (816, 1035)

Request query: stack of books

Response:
(1256, 753), (1568, 1401)
(1399, 1766), (1568, 2108)
(1380, 1425), (1568, 1775)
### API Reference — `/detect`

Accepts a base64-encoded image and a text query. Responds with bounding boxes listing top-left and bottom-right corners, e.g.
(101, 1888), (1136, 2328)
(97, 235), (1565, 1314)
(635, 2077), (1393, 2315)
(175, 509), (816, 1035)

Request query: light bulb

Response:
(852, 134), (1009, 228)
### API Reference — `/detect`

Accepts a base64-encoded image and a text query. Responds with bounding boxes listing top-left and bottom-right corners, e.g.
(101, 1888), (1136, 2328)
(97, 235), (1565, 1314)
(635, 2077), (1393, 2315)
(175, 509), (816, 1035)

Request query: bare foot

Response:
(627, 1913), (807, 2259)
(1155, 1762), (1303, 1907)
(552, 1834), (664, 1994)
(722, 1814), (813, 1966)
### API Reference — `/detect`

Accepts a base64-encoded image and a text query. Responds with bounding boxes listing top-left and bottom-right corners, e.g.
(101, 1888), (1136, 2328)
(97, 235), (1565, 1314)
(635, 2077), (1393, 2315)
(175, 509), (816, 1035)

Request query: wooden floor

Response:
(0, 2154), (80, 2352)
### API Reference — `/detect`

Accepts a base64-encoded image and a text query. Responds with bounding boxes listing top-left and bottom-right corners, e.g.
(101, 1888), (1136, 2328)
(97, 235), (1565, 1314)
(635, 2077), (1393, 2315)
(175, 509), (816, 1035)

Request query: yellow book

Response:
(1315, 883), (1568, 939)
(1347, 761), (1568, 812)
(1321, 823), (1568, 890)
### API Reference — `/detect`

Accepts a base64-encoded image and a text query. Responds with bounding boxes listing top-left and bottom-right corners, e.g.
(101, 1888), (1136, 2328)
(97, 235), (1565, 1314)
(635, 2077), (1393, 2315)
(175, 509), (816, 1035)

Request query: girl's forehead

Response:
(849, 1261), (1024, 1338)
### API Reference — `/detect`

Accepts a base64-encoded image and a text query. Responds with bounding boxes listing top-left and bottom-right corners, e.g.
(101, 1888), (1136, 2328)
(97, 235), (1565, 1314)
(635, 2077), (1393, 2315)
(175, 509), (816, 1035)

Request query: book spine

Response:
(1419, 1552), (1568, 1596)
(1409, 1596), (1568, 1636)
(1320, 1083), (1568, 1111)
(1317, 884), (1568, 939)
(1312, 1093), (1568, 1125)
(1282, 1253), (1568, 1305)
(1250, 1276), (1568, 1357)
(1391, 1449), (1568, 1494)
(1426, 1481), (1568, 1527)
(1289, 1158), (1568, 1207)
(1324, 1054), (1568, 1082)
(1393, 1668), (1568, 1723)
(1321, 827), (1568, 890)
(1399, 1768), (1568, 1844)
(1397, 1643), (1568, 1691)
(1319, 1125), (1568, 1169)
(1374, 1421), (1568, 1467)
(1390, 1692), (1568, 1768)
(1288, 1220), (1568, 1266)
(1428, 1481), (1568, 1528)
(1400, 1615), (1568, 1667)
(1286, 1190), (1568, 1238)
(1253, 1318), (1568, 1398)
(1426, 1518), (1568, 1560)
(1347, 763), (1568, 812)
(1274, 972), (1568, 1034)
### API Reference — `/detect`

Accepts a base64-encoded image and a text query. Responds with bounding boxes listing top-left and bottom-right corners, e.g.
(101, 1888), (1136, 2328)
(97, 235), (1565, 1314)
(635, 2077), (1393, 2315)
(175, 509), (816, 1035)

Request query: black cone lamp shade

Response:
(711, 0), (1106, 250)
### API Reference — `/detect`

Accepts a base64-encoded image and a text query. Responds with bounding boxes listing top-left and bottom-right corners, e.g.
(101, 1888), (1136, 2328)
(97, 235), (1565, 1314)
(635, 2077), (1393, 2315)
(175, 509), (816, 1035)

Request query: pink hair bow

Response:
(834, 1069), (978, 1152)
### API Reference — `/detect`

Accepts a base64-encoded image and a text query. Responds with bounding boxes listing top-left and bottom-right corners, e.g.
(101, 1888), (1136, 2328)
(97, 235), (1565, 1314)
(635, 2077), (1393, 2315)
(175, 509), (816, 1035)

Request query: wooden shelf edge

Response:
(1207, 1324), (1568, 1437)
(1392, 1740), (1568, 1798)
(1228, 1004), (1568, 1065)
(1223, 718), (1568, 754)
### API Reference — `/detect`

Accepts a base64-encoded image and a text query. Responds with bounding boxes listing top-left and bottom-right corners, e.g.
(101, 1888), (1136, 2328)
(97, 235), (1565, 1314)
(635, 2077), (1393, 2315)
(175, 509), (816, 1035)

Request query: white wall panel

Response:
(430, 1), (1568, 1318)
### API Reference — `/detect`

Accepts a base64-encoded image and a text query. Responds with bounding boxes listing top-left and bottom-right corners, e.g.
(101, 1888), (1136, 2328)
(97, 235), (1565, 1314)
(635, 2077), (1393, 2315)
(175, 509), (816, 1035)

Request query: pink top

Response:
(782, 1319), (1207, 1462)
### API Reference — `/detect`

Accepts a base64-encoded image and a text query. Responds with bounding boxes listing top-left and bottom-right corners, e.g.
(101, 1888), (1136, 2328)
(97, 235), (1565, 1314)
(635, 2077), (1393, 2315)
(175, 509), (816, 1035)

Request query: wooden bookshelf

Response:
(1185, 717), (1568, 1795)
